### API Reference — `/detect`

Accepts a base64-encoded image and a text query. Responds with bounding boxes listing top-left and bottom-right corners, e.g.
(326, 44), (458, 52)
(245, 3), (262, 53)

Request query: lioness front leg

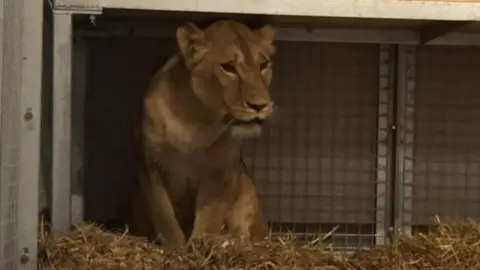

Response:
(138, 170), (186, 247)
(226, 170), (268, 241)
(190, 178), (229, 240)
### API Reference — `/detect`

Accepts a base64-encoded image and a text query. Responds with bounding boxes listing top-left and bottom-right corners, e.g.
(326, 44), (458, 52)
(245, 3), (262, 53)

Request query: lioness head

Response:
(176, 20), (276, 138)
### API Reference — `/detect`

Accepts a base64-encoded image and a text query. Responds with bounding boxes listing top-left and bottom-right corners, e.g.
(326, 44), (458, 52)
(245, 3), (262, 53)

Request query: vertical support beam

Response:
(52, 11), (73, 232)
(375, 44), (395, 246)
(395, 45), (416, 236)
(0, 6), (5, 267)
(0, 0), (22, 268)
(0, 0), (43, 267)
(39, 0), (54, 221)
(17, 0), (44, 267)
(71, 37), (87, 224)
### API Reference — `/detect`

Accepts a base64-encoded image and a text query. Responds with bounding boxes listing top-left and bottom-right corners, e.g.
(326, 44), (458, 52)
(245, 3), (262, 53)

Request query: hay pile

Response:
(39, 219), (480, 269)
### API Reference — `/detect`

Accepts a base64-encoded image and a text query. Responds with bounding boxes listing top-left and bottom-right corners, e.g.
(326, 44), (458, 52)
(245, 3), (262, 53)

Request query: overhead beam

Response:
(419, 21), (474, 45)
(72, 21), (480, 46)
(53, 0), (480, 21)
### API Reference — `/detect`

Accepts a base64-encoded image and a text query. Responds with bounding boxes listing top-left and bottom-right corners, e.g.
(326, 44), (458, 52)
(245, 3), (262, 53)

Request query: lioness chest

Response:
(155, 145), (223, 206)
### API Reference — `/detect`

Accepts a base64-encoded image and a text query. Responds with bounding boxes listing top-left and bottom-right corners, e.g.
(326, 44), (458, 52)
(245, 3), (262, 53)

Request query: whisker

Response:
(223, 115), (234, 126)
(226, 117), (235, 126)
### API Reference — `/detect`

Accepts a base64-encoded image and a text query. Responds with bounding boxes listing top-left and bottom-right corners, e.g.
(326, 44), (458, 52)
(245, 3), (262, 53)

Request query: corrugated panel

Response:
(413, 46), (480, 226)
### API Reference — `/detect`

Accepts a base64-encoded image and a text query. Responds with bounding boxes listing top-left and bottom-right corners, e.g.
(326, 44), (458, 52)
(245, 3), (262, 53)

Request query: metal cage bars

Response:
(411, 45), (480, 229)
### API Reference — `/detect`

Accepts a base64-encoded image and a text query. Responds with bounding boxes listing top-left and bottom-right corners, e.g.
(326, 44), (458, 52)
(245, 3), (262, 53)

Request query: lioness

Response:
(133, 20), (277, 248)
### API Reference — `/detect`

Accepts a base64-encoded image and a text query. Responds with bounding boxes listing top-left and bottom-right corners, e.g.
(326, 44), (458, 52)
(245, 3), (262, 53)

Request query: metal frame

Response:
(53, 0), (480, 21)
(394, 45), (416, 236)
(375, 44), (395, 246)
(52, 11), (74, 233)
(0, 0), (43, 268)
(71, 37), (87, 225)
(74, 21), (480, 46)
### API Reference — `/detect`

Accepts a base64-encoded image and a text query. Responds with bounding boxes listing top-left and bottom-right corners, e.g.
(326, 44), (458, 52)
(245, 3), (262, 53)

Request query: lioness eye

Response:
(220, 62), (236, 74)
(260, 60), (271, 71)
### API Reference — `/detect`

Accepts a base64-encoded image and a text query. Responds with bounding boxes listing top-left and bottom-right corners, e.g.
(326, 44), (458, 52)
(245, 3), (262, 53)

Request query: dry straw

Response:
(38, 217), (480, 270)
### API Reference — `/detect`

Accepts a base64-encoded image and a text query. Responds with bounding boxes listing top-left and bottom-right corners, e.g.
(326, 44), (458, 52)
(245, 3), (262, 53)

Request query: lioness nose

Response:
(246, 102), (268, 112)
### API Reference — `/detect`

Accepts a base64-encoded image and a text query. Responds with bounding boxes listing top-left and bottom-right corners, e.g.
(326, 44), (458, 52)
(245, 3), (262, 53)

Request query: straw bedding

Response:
(39, 218), (480, 270)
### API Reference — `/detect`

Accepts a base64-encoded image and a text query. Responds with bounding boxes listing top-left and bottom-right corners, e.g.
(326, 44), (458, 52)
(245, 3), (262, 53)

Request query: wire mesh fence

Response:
(80, 37), (390, 250)
(410, 46), (480, 234)
(243, 42), (388, 250)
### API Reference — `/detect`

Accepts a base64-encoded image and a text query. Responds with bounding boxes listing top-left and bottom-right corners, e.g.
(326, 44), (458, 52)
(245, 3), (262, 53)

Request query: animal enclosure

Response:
(4, 1), (480, 268)
(57, 22), (390, 250)
(40, 10), (480, 252)
(85, 39), (384, 248)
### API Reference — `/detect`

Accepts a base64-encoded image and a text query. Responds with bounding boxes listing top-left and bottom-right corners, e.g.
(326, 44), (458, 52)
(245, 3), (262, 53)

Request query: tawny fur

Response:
(132, 20), (277, 248)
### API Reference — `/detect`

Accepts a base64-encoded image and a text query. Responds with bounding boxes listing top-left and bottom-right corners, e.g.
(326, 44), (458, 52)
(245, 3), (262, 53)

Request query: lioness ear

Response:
(255, 24), (275, 46)
(176, 22), (209, 67)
